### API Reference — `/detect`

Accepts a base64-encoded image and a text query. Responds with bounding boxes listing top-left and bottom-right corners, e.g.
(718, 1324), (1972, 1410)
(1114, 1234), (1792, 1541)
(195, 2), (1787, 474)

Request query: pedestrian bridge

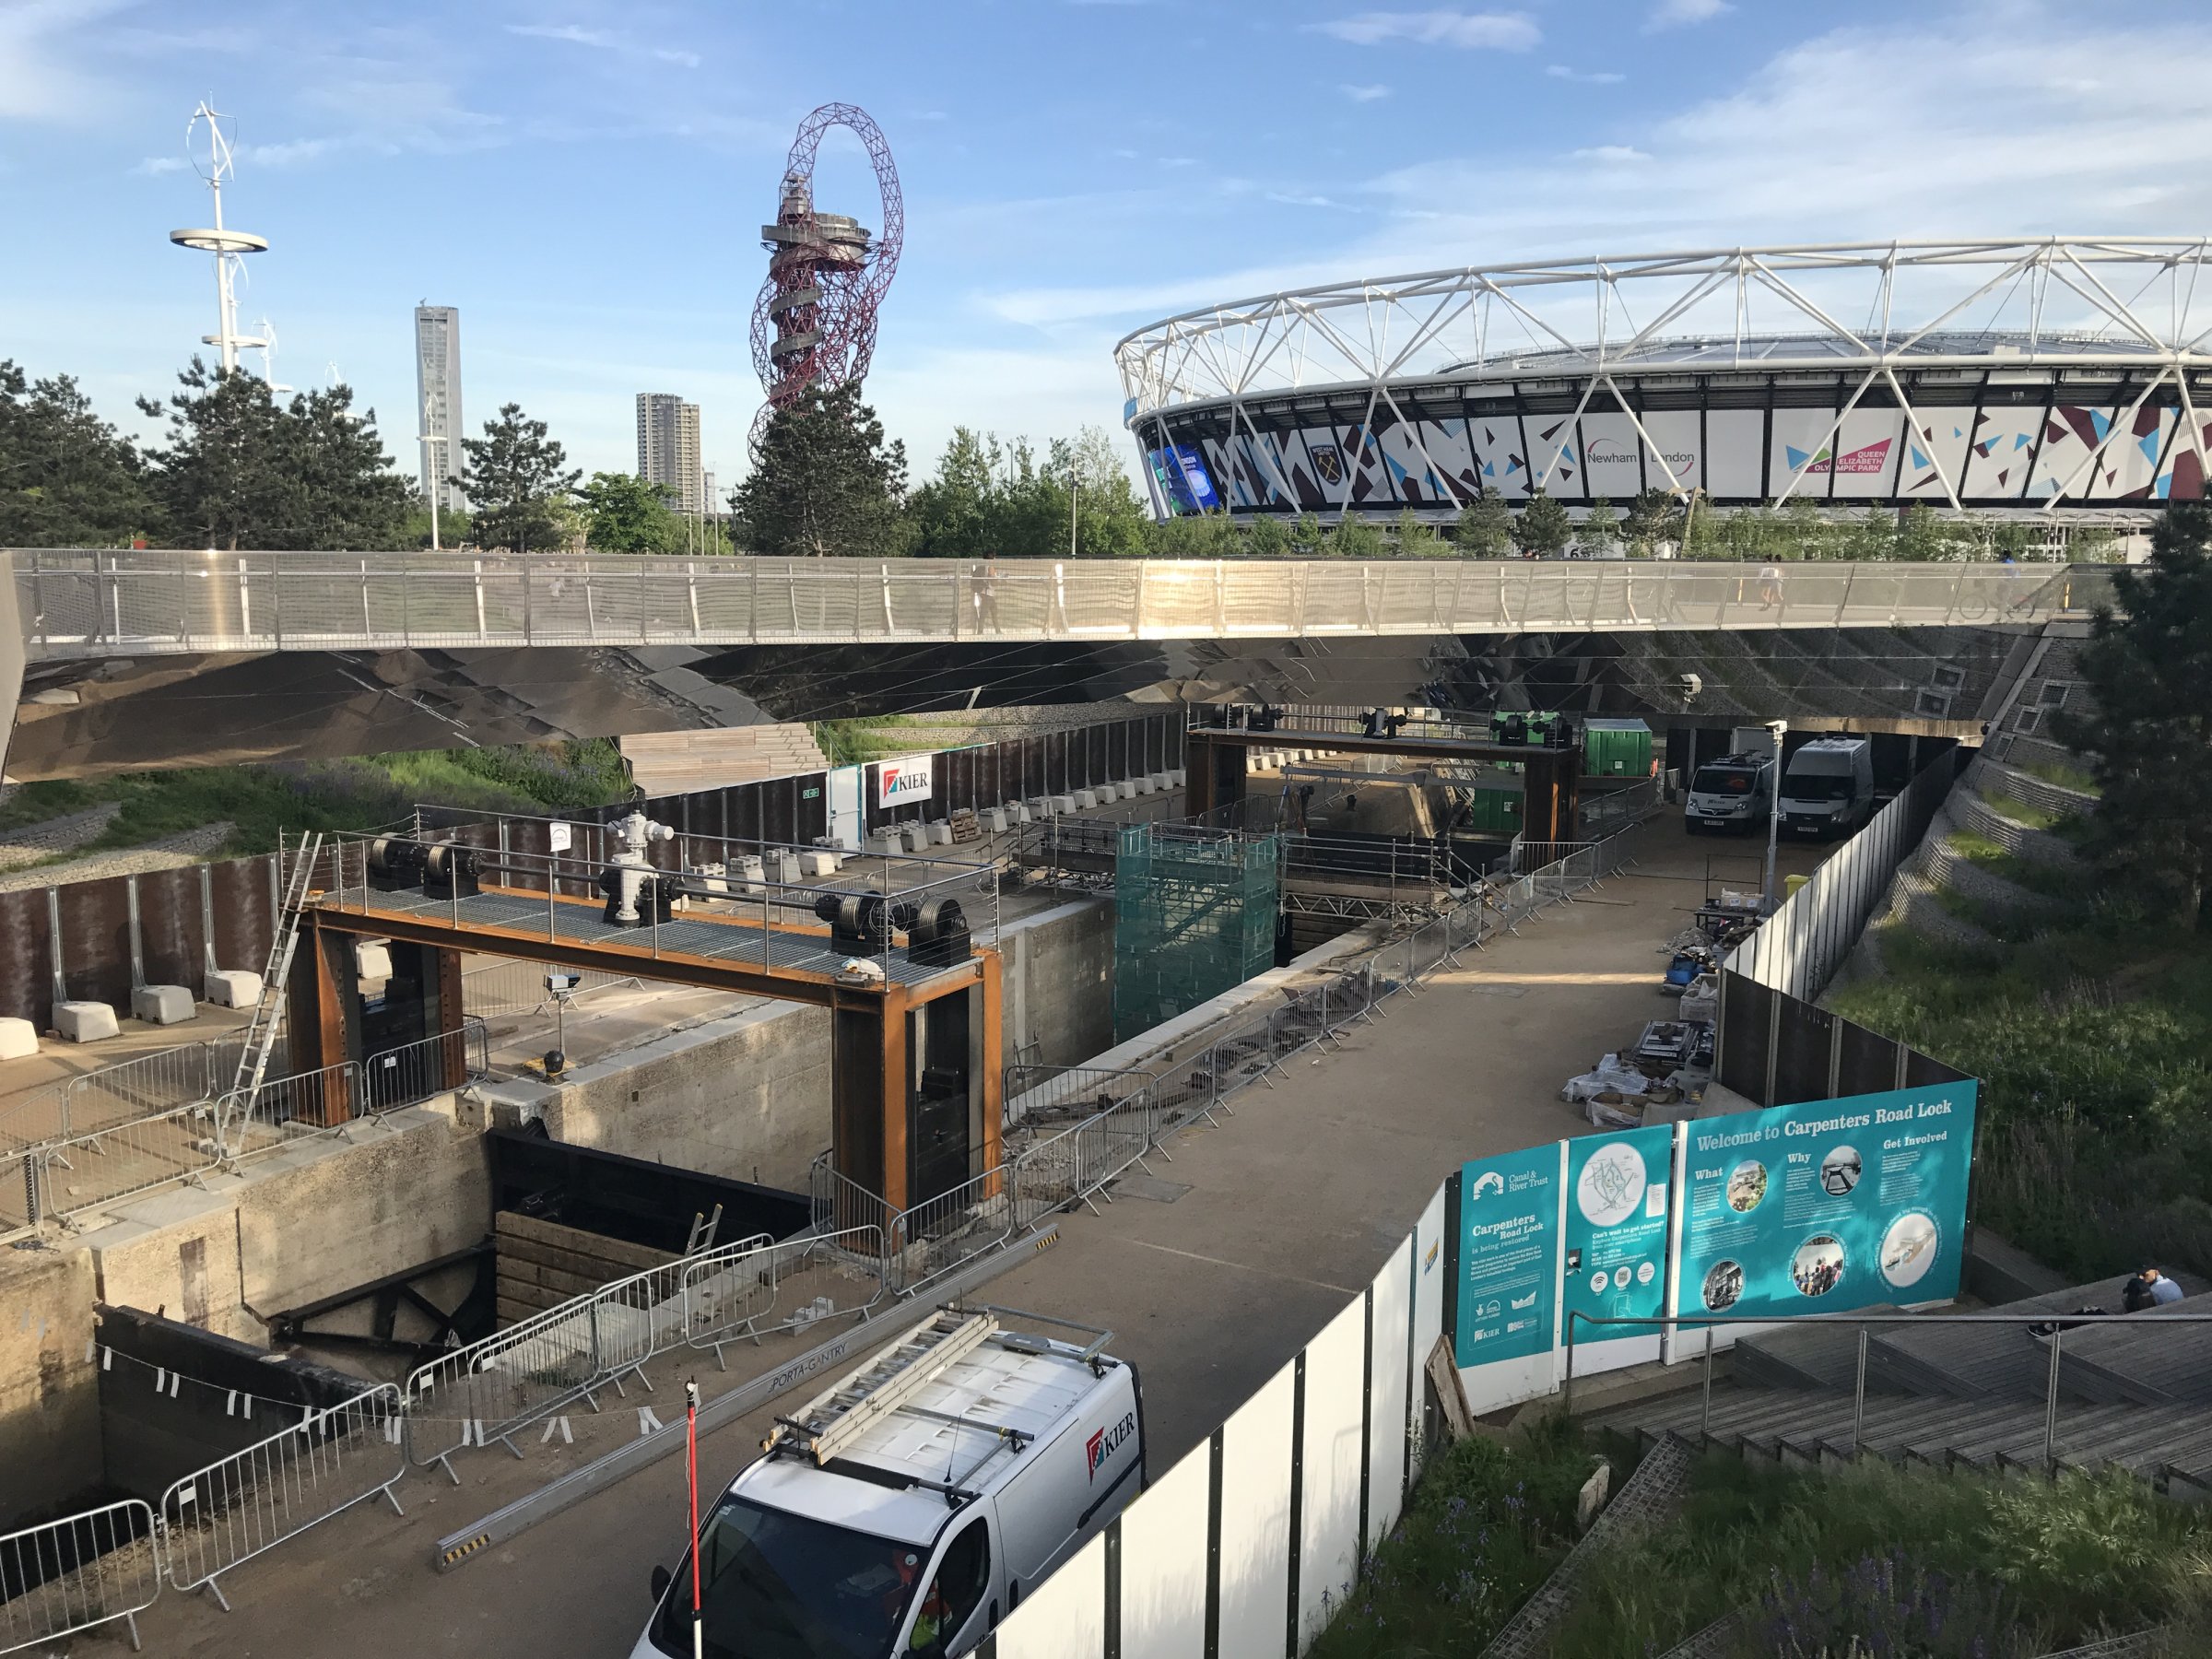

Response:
(8, 549), (2098, 659)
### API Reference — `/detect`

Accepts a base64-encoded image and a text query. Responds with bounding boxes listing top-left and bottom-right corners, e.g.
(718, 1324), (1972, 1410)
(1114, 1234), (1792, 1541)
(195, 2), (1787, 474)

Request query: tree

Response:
(1246, 513), (1290, 557)
(2054, 501), (2212, 931)
(1053, 427), (1151, 559)
(1622, 487), (1677, 555)
(1991, 521), (2041, 561)
(1289, 512), (1325, 555)
(580, 472), (688, 554)
(397, 502), (472, 549)
(1581, 496), (1620, 558)
(1325, 515), (1385, 559)
(731, 384), (909, 559)
(1395, 508), (1444, 558)
(462, 403), (581, 554)
(1895, 501), (1951, 562)
(1453, 493), (1513, 558)
(0, 359), (159, 547)
(1512, 489), (1571, 559)
(138, 360), (411, 550)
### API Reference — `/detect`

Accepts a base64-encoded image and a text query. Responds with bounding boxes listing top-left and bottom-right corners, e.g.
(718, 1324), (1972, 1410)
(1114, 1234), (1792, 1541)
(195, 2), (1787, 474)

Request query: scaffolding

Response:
(1112, 824), (1279, 1042)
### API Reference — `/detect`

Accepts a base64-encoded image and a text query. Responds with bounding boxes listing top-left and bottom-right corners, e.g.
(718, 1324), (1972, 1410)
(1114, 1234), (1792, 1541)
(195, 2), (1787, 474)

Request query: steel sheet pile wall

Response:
(992, 1185), (1449, 1659)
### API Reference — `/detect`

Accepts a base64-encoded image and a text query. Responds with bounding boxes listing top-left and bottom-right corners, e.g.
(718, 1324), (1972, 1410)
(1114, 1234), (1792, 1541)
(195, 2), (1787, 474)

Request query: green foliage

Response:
(1290, 511), (1325, 554)
(1394, 508), (1444, 558)
(1512, 488), (1571, 557)
(579, 471), (688, 554)
(1454, 492), (1514, 558)
(136, 359), (413, 550)
(1308, 1418), (1597, 1659)
(733, 384), (910, 559)
(1622, 486), (1679, 554)
(461, 402), (581, 554)
(1245, 512), (1290, 557)
(1326, 515), (1386, 558)
(0, 359), (159, 547)
(2054, 501), (2212, 930)
(396, 501), (473, 550)
(1580, 496), (1620, 556)
(2018, 755), (2100, 795)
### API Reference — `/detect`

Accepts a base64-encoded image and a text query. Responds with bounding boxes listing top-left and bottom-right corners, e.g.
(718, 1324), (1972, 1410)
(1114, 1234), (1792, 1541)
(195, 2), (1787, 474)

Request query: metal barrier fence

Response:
(158, 1384), (406, 1612)
(0, 1500), (160, 1656)
(2, 1019), (490, 1234)
(11, 549), (2102, 657)
(403, 1224), (775, 1476)
(0, 1033), (281, 1157)
(1002, 1062), (1156, 1131)
(1722, 751), (1961, 1001)
(461, 959), (643, 1019)
(681, 1225), (889, 1367)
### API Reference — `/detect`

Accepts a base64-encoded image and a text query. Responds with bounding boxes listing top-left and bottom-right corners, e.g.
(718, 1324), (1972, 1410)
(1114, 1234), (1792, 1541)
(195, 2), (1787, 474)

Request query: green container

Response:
(1583, 718), (1653, 779)
(1460, 788), (1524, 833)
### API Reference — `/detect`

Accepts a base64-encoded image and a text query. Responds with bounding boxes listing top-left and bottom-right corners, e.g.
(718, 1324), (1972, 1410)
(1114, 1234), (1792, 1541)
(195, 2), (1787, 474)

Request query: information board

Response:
(1453, 1145), (1562, 1368)
(1563, 1125), (1676, 1360)
(1672, 1083), (1977, 1329)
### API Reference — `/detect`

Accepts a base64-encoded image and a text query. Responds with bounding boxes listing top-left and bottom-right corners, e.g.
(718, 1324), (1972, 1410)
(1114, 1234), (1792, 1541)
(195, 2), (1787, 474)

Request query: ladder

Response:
(221, 831), (325, 1145)
(769, 1309), (998, 1466)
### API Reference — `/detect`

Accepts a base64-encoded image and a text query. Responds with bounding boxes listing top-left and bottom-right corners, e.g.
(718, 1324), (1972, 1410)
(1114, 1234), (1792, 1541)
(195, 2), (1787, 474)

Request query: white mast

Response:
(168, 101), (269, 374)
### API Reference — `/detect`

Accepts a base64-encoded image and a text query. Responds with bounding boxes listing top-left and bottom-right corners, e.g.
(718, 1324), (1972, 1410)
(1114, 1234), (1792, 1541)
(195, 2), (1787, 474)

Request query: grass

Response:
(2017, 755), (2101, 796)
(1830, 911), (2212, 1282)
(1307, 1417), (1603, 1659)
(1943, 827), (2079, 901)
(0, 740), (636, 862)
(1547, 1451), (2209, 1657)
(1312, 1425), (2206, 1657)
(1982, 791), (2096, 844)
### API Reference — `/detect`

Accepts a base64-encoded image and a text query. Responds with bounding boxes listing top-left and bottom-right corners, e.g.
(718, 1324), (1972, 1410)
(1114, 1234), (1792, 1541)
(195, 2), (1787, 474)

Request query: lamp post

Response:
(1763, 718), (1788, 911)
(418, 390), (445, 552)
(1069, 468), (1080, 559)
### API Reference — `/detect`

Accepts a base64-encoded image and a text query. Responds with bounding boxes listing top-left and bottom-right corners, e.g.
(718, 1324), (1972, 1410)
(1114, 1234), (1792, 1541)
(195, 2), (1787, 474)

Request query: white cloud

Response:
(1547, 65), (1625, 84)
(1267, 192), (1357, 209)
(1309, 10), (1539, 50)
(0, 0), (135, 123)
(1647, 0), (1731, 30)
(1340, 83), (1394, 102)
(1571, 144), (1650, 163)
(131, 155), (187, 176)
(505, 22), (701, 68)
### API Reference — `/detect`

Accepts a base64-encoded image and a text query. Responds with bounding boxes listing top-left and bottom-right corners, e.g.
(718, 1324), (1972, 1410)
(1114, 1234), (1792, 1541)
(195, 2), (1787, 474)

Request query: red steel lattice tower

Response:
(750, 104), (903, 451)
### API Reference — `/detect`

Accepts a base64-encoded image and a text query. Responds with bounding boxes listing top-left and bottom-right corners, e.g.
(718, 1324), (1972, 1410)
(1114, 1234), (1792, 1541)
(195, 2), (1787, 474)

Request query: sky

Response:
(5, 0), (2211, 493)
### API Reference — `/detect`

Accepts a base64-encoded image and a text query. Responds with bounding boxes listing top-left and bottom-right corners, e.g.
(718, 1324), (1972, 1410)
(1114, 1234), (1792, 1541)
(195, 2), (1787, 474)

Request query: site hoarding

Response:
(1450, 1082), (1979, 1393)
(1668, 1083), (1978, 1347)
(1453, 1144), (1563, 1374)
(1562, 1124), (1676, 1371)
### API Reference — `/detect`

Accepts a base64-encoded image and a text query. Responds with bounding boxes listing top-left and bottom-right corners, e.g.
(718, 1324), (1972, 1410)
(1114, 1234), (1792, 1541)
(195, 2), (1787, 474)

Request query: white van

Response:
(632, 1307), (1144, 1659)
(1684, 752), (1775, 834)
(1780, 737), (1876, 839)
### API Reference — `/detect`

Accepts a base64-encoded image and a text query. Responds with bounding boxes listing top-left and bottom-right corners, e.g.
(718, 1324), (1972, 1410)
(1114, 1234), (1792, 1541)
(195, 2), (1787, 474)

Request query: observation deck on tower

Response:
(762, 180), (873, 375)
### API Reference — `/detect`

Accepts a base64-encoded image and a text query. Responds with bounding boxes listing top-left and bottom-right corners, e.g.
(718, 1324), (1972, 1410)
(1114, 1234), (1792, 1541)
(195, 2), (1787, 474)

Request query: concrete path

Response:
(99, 814), (1836, 1659)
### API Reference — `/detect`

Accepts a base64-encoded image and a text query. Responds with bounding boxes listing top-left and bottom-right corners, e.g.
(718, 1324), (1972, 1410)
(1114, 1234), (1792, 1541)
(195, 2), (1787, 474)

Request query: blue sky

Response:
(3, 0), (2207, 489)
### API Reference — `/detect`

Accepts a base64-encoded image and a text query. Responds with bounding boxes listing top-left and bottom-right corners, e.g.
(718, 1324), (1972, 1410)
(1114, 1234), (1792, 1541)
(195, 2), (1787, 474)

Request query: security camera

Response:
(1678, 672), (1702, 700)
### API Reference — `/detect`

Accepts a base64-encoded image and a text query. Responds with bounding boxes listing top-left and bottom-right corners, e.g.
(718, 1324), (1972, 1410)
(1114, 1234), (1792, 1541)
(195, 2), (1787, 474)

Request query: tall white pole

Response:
(1069, 473), (1079, 559)
(1763, 718), (1787, 911)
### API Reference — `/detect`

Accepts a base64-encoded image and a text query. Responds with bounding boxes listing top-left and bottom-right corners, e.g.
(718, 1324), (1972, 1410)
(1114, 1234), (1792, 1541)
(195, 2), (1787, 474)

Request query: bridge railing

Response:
(9, 551), (2101, 657)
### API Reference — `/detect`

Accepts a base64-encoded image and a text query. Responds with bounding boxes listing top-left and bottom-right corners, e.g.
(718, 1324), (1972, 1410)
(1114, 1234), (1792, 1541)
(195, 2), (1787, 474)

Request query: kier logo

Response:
(1086, 1412), (1136, 1482)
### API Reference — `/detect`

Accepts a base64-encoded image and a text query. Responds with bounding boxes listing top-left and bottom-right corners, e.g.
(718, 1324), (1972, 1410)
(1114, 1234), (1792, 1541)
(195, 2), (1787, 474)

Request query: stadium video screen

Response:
(1147, 444), (1221, 515)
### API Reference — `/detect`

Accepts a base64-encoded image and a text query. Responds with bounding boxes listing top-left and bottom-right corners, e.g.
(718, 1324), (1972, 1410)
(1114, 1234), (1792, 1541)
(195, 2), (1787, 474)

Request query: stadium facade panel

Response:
(1117, 240), (2212, 519)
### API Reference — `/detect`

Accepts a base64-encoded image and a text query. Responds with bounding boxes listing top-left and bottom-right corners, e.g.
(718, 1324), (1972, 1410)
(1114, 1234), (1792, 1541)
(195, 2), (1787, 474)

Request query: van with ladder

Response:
(632, 1305), (1145, 1659)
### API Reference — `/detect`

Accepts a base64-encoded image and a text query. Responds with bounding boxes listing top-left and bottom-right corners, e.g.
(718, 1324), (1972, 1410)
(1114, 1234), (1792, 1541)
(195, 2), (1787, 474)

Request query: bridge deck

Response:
(9, 551), (2097, 659)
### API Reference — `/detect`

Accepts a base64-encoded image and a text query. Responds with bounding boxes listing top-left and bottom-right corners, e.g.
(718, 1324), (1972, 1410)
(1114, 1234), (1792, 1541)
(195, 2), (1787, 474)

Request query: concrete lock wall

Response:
(0, 1247), (103, 1528)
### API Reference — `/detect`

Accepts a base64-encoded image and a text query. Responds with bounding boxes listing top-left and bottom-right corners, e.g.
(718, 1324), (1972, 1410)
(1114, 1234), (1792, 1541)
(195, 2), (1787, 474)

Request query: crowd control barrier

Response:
(158, 1384), (406, 1612)
(0, 1500), (161, 1655)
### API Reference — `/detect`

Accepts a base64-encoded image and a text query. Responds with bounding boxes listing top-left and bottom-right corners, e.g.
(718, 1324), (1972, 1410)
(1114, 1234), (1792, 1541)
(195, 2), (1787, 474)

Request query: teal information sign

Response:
(1454, 1146), (1560, 1367)
(1674, 1083), (1978, 1324)
(1564, 1125), (1676, 1341)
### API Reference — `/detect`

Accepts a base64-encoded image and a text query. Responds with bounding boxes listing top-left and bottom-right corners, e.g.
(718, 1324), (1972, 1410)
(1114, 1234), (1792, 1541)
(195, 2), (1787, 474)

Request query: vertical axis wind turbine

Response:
(169, 101), (269, 374)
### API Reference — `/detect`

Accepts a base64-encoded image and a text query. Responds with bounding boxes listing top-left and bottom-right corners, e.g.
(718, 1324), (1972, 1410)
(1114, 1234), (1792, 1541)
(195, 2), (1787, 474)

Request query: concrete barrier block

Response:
(203, 969), (262, 1008)
(982, 807), (1009, 833)
(1094, 784), (1119, 805)
(799, 851), (841, 877)
(54, 1002), (121, 1043)
(927, 821), (953, 846)
(1170, 769), (1186, 787)
(1011, 802), (1033, 825)
(1151, 772), (1171, 792)
(1071, 789), (1096, 810)
(867, 830), (904, 856)
(1048, 794), (1075, 814)
(131, 984), (198, 1026)
(901, 825), (930, 853)
(768, 852), (803, 884)
(0, 1018), (36, 1061)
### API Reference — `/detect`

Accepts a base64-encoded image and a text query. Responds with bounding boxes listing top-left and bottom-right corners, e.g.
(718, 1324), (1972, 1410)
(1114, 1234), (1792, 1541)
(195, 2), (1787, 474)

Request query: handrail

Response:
(1561, 1308), (2212, 1475)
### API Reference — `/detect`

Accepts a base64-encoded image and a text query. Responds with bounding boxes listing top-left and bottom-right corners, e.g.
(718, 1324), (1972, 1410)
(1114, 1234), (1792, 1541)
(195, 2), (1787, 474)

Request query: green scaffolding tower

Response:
(1112, 824), (1280, 1043)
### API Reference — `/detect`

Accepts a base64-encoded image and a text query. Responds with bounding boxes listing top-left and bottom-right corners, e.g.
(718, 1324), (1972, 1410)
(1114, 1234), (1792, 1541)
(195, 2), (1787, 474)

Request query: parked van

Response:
(1684, 752), (1775, 834)
(1780, 737), (1876, 839)
(633, 1307), (1144, 1659)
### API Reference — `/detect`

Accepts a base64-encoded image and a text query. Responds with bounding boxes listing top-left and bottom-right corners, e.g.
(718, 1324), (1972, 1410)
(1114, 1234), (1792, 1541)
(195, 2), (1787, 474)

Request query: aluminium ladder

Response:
(767, 1308), (1000, 1466)
(218, 830), (324, 1151)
